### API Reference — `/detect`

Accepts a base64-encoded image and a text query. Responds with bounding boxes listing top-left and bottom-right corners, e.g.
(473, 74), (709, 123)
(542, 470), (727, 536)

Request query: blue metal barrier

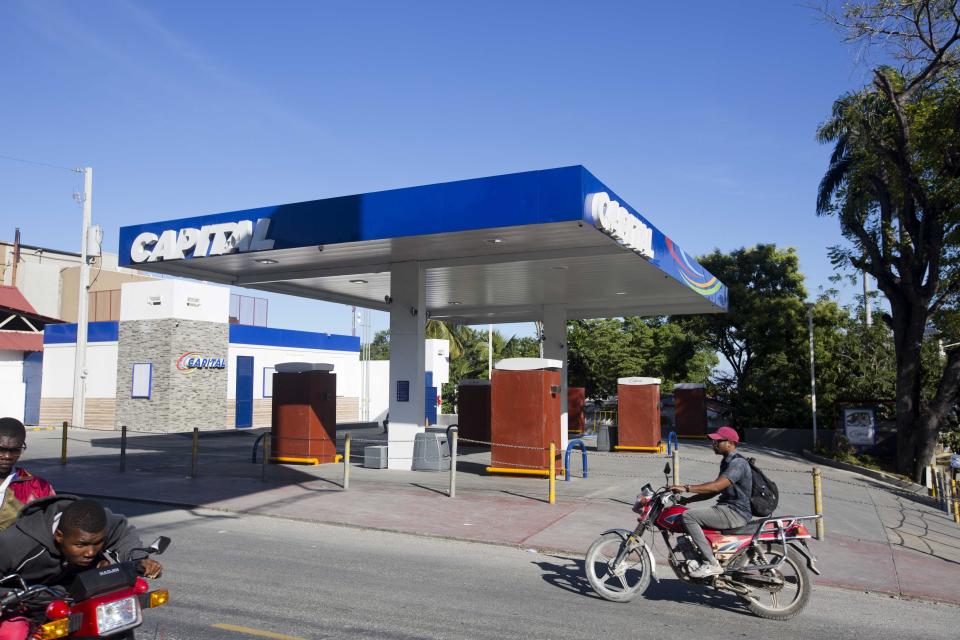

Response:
(565, 439), (588, 481)
(251, 433), (266, 463)
(666, 431), (679, 456)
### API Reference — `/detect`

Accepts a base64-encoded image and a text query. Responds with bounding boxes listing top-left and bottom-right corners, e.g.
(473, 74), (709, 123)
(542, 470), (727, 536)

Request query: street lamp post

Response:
(806, 303), (818, 449)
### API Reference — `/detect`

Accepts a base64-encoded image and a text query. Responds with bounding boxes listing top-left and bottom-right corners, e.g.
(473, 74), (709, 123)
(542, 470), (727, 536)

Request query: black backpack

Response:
(746, 457), (779, 517)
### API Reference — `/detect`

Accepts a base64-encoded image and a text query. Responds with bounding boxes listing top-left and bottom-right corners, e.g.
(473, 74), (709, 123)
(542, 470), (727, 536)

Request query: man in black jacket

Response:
(0, 496), (162, 639)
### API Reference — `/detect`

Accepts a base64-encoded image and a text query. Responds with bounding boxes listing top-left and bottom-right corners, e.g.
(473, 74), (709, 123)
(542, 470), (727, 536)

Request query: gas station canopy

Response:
(118, 166), (727, 323)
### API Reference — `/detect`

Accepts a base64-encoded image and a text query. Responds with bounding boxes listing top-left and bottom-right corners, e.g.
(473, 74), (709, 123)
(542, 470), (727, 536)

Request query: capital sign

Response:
(586, 193), (654, 260)
(130, 218), (275, 263)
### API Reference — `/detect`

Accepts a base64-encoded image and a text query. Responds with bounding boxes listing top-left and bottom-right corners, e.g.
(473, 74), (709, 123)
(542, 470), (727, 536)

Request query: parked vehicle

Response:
(0, 536), (170, 639)
(584, 468), (820, 620)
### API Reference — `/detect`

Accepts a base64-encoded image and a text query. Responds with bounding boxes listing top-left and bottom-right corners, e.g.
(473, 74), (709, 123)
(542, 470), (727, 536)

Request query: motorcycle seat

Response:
(718, 520), (766, 535)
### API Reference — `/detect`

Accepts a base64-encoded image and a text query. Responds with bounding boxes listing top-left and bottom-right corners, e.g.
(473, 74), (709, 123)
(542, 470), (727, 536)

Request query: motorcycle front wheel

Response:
(584, 532), (651, 602)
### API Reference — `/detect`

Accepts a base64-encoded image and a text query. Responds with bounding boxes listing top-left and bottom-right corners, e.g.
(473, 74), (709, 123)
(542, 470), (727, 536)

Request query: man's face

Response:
(54, 528), (107, 568)
(0, 435), (25, 476)
(711, 439), (734, 456)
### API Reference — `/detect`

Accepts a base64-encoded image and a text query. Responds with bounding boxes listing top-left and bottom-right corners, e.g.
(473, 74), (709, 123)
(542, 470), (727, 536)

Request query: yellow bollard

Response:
(952, 480), (959, 525)
(343, 432), (351, 490)
(813, 467), (825, 540)
(930, 466), (938, 498)
(60, 421), (68, 466)
(261, 435), (270, 482)
(548, 442), (556, 504)
(190, 427), (199, 478)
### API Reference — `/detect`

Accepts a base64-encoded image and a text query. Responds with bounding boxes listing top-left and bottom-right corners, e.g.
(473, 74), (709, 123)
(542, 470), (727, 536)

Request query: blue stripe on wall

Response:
(229, 324), (360, 352)
(44, 321), (119, 344)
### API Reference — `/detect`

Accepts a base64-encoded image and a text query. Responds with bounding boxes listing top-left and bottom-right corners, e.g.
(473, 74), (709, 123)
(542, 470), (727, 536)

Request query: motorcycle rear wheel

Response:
(584, 532), (651, 603)
(741, 546), (811, 620)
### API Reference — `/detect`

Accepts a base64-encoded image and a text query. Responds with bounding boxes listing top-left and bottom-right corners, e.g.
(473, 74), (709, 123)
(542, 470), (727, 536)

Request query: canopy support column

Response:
(387, 261), (426, 469)
(542, 304), (568, 450)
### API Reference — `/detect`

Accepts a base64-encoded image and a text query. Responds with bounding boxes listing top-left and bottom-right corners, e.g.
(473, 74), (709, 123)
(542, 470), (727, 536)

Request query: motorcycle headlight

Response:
(96, 596), (142, 635)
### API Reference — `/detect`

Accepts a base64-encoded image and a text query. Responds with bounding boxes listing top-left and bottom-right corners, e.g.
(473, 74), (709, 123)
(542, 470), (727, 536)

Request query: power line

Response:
(0, 153), (76, 172)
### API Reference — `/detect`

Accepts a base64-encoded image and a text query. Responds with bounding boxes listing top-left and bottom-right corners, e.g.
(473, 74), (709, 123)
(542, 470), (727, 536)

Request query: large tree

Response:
(679, 245), (812, 429)
(816, 0), (960, 479)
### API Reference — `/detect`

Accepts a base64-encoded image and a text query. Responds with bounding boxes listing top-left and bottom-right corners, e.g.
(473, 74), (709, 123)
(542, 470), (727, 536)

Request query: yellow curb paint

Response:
(211, 623), (307, 640)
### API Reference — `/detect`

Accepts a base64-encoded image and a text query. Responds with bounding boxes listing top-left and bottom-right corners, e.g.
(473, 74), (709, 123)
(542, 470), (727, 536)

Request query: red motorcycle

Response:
(0, 537), (170, 639)
(585, 473), (820, 620)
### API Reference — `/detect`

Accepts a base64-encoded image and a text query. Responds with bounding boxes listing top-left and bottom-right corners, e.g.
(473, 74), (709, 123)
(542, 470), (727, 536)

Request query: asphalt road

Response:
(105, 499), (956, 640)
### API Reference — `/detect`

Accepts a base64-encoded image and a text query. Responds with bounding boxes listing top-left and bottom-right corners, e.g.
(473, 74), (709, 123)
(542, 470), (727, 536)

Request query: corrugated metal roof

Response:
(0, 332), (42, 352)
(0, 285), (37, 315)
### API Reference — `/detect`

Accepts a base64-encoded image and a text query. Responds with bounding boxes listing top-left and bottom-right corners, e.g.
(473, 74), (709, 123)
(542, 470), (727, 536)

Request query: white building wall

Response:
(15, 262), (63, 319)
(120, 280), (229, 323)
(0, 352), (26, 421)
(367, 360), (390, 423)
(40, 342), (119, 398)
(226, 345), (360, 399)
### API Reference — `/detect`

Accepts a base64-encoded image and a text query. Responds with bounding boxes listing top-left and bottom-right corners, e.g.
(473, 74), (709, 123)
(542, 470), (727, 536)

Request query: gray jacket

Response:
(0, 495), (144, 587)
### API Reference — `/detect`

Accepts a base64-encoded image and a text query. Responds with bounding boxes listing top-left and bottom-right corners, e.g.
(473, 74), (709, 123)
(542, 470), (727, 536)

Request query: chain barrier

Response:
(459, 437), (547, 451)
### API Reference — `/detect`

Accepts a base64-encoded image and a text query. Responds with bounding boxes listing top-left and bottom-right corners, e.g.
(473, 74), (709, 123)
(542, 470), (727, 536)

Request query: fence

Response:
(52, 424), (959, 534)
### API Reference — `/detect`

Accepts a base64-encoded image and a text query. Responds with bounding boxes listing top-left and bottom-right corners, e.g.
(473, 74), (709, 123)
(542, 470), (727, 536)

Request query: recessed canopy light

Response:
(485, 237), (505, 244)
(447, 301), (461, 305)
(349, 279), (368, 284)
(615, 291), (627, 295)
(255, 258), (278, 265)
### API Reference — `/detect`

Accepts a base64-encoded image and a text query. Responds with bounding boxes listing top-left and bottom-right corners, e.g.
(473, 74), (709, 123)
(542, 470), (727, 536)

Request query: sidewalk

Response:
(22, 426), (960, 606)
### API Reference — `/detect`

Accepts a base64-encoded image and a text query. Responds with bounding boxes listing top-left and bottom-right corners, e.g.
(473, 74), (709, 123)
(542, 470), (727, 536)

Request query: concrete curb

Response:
(801, 450), (928, 495)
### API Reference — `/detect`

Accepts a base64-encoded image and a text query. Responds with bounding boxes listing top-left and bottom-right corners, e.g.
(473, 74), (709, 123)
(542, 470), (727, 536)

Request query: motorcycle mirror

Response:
(663, 462), (671, 478)
(147, 536), (171, 555)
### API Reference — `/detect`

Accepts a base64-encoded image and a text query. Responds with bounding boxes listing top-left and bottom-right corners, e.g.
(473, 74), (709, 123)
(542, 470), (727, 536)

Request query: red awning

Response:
(0, 333), (43, 352)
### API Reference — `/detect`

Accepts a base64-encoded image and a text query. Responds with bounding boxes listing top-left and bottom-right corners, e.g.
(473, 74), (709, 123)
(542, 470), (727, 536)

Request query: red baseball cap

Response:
(708, 426), (740, 443)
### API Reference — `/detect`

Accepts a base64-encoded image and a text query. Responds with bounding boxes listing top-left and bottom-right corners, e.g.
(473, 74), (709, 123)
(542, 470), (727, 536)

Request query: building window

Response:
(132, 363), (152, 398)
(263, 367), (275, 398)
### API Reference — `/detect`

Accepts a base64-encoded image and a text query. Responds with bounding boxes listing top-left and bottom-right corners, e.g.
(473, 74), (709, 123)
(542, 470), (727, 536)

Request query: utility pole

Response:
(71, 167), (92, 429)
(487, 324), (493, 379)
(863, 271), (872, 326)
(807, 303), (818, 448)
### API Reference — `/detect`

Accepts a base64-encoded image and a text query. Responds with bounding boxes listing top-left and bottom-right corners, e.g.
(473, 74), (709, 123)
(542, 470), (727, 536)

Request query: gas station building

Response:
(118, 166), (727, 469)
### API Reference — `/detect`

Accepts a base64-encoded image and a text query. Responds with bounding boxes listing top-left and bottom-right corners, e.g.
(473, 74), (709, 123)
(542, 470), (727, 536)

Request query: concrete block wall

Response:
(115, 319), (228, 432)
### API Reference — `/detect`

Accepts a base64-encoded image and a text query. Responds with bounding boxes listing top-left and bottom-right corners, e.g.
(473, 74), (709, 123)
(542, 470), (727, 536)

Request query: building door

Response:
(235, 356), (254, 429)
(22, 351), (43, 426)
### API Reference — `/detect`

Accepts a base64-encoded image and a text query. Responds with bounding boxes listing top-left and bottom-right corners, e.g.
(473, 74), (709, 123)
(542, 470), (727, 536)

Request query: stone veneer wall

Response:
(115, 319), (228, 432)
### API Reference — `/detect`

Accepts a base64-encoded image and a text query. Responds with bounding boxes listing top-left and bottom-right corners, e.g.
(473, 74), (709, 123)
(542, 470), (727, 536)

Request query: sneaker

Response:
(688, 562), (724, 579)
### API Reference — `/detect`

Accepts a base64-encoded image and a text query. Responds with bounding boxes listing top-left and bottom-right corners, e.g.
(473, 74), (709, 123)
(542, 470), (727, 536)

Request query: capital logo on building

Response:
(585, 192), (655, 260)
(130, 217), (275, 263)
(176, 352), (226, 372)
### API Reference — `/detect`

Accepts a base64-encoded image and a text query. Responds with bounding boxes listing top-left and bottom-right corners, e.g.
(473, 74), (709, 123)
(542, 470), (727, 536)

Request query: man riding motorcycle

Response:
(667, 426), (752, 578)
(0, 496), (163, 639)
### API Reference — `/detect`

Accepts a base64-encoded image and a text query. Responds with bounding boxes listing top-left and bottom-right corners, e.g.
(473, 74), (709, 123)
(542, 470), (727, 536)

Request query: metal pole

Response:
(487, 324), (493, 379)
(261, 435), (270, 482)
(863, 272), (872, 326)
(672, 449), (680, 486)
(343, 432), (351, 490)
(60, 421), (68, 465)
(813, 467), (825, 540)
(120, 425), (127, 472)
(807, 304), (818, 448)
(71, 167), (93, 430)
(190, 427), (199, 478)
(548, 442), (556, 504)
(952, 480), (959, 525)
(448, 429), (457, 498)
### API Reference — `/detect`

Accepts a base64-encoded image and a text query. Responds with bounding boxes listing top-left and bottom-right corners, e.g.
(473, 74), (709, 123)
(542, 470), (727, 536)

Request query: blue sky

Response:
(0, 1), (873, 337)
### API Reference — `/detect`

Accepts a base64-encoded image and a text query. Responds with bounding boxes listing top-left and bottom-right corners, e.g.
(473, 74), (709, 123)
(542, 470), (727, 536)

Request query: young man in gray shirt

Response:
(668, 426), (752, 578)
